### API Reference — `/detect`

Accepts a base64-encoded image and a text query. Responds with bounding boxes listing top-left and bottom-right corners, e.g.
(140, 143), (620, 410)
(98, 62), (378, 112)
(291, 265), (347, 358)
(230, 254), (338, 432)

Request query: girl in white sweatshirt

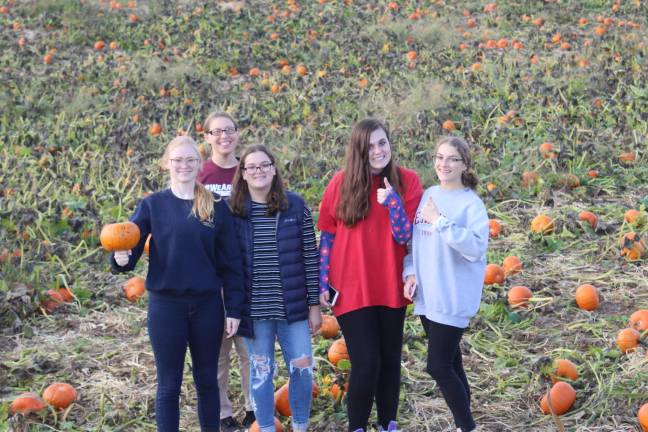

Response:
(403, 136), (489, 432)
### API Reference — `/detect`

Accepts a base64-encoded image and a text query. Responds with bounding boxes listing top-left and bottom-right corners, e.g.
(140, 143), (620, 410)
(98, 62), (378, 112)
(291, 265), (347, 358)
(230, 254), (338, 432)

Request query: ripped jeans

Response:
(244, 319), (313, 432)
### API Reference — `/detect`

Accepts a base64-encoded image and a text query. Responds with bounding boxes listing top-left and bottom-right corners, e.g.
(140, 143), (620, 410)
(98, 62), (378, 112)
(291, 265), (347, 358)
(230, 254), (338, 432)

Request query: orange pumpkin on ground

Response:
(100, 222), (141, 251)
(540, 381), (576, 415)
(123, 276), (146, 302)
(43, 383), (77, 410)
(638, 403), (648, 432)
(274, 383), (290, 417)
(507, 286), (532, 308)
(530, 214), (554, 234)
(249, 417), (282, 432)
(42, 289), (65, 313)
(575, 284), (599, 311)
(328, 339), (349, 366)
(550, 359), (578, 383)
(522, 171), (539, 187)
(616, 328), (640, 354)
(488, 219), (502, 238)
(320, 315), (340, 339)
(502, 255), (522, 275)
(620, 232), (645, 261)
(539, 142), (557, 159)
(629, 310), (648, 331)
(625, 209), (645, 225)
(331, 382), (349, 400)
(10, 392), (47, 414)
(484, 264), (505, 285)
(578, 211), (598, 229)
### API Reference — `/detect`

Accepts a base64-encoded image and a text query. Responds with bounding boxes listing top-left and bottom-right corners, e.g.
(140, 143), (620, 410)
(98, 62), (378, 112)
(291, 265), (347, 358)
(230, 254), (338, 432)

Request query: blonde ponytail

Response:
(193, 182), (218, 223)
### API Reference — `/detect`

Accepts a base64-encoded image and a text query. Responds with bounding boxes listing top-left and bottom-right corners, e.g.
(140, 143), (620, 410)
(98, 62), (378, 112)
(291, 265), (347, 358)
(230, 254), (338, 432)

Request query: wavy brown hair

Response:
(160, 136), (217, 222)
(434, 136), (479, 190)
(230, 144), (288, 217)
(336, 118), (402, 227)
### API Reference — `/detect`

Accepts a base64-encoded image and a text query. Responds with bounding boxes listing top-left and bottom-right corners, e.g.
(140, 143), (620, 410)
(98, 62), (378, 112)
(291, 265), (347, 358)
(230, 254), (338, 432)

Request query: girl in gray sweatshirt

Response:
(403, 136), (489, 432)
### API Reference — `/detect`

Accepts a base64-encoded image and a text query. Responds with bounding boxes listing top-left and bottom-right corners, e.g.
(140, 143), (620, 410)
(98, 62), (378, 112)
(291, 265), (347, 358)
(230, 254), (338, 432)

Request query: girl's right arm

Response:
(318, 231), (335, 306)
(110, 200), (151, 272)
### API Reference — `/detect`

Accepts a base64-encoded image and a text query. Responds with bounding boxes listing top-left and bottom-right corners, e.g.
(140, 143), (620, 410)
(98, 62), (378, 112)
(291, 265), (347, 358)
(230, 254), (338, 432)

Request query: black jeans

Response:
(148, 292), (224, 432)
(420, 316), (475, 432)
(337, 306), (406, 432)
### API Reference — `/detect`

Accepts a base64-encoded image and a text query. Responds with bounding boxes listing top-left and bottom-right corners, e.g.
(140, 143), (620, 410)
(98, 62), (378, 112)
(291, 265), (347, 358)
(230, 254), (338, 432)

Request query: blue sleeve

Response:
(302, 207), (320, 306)
(110, 199), (150, 272)
(215, 201), (245, 319)
(319, 231), (334, 294)
(382, 191), (412, 245)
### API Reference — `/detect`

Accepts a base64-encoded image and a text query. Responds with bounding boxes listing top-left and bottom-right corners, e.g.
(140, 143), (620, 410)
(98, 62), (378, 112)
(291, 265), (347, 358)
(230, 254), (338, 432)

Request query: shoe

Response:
(241, 410), (256, 428)
(220, 416), (242, 432)
(379, 421), (398, 432)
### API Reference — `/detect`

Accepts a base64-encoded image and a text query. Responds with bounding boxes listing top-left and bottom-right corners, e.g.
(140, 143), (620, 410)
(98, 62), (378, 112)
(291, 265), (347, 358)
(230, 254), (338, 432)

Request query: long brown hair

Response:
(230, 144), (288, 217)
(336, 118), (401, 227)
(160, 136), (218, 222)
(434, 136), (479, 190)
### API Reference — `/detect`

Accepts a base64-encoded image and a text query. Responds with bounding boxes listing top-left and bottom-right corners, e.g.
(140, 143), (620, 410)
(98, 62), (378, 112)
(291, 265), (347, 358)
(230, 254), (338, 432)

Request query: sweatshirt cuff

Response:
(434, 214), (450, 230)
(226, 309), (242, 320)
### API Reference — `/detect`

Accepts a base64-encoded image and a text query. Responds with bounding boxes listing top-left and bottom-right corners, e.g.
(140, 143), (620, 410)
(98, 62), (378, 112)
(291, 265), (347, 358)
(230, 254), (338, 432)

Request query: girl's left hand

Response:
(225, 317), (240, 338)
(308, 305), (322, 335)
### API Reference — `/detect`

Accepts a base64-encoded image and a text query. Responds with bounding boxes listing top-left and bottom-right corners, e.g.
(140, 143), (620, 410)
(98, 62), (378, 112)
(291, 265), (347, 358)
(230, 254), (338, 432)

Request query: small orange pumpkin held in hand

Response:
(629, 309), (648, 332)
(123, 276), (146, 302)
(488, 219), (502, 238)
(484, 264), (505, 285)
(507, 286), (532, 308)
(540, 381), (576, 415)
(502, 255), (522, 275)
(249, 417), (283, 432)
(43, 383), (77, 410)
(530, 214), (554, 235)
(100, 222), (141, 251)
(550, 359), (578, 383)
(320, 315), (340, 339)
(10, 392), (47, 415)
(575, 284), (599, 311)
(328, 338), (349, 366)
(638, 403), (648, 432)
(616, 328), (640, 354)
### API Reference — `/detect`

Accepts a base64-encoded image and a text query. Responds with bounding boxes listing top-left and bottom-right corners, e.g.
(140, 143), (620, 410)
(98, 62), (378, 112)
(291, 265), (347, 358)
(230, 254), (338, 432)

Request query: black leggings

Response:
(337, 306), (406, 432)
(420, 316), (475, 432)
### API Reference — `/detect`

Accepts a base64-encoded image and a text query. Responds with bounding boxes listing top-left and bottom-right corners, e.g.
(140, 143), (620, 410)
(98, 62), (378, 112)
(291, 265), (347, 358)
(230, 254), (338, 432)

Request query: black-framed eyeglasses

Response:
(206, 127), (237, 137)
(242, 162), (274, 173)
(433, 154), (463, 164)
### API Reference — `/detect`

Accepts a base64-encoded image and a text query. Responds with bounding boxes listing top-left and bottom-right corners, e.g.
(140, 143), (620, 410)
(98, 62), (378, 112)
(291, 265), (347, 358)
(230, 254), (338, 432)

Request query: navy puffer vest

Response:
(234, 191), (308, 338)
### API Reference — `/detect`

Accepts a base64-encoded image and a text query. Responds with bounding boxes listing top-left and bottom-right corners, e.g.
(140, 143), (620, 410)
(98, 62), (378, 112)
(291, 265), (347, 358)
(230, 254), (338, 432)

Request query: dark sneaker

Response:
(241, 410), (256, 428)
(220, 416), (242, 432)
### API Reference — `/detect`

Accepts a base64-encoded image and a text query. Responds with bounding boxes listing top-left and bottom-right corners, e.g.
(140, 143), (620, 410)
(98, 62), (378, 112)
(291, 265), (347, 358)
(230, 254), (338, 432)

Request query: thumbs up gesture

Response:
(377, 177), (393, 205)
(421, 196), (440, 224)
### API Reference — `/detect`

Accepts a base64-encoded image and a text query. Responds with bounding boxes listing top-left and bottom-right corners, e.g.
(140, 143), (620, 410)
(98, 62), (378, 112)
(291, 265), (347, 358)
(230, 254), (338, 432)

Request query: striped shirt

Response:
(250, 202), (320, 319)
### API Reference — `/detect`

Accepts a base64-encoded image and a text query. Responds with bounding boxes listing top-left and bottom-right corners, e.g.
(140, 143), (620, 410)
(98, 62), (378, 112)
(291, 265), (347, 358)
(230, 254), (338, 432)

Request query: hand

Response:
(320, 291), (330, 308)
(376, 177), (393, 205)
(225, 317), (240, 338)
(114, 250), (131, 266)
(308, 305), (322, 335)
(421, 197), (440, 224)
(404, 275), (417, 301)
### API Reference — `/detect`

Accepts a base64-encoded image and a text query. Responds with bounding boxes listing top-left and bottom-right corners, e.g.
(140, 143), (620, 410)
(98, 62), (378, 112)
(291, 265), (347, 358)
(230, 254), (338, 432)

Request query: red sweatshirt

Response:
(318, 167), (423, 317)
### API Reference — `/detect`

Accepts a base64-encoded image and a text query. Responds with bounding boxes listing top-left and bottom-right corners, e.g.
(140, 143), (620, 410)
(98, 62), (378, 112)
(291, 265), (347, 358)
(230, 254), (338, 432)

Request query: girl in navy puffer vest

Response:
(230, 144), (321, 432)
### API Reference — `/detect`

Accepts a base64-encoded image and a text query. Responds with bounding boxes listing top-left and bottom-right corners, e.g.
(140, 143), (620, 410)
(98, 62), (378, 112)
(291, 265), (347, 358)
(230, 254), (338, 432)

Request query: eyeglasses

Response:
(169, 158), (200, 167)
(242, 162), (274, 173)
(206, 127), (237, 137)
(433, 154), (463, 164)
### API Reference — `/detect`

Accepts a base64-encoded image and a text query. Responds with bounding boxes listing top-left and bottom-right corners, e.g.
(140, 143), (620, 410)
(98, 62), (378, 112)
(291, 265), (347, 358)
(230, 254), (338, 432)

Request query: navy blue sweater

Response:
(110, 189), (245, 319)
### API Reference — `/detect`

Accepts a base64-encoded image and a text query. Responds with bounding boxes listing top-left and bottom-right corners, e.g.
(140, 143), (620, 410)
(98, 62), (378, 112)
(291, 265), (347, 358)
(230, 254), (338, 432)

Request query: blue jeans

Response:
(245, 319), (314, 432)
(148, 292), (224, 432)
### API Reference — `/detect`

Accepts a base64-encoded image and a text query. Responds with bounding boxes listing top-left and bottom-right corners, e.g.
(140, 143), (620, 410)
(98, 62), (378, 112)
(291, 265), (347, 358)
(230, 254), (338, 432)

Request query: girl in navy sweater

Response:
(112, 135), (245, 432)
(230, 144), (321, 432)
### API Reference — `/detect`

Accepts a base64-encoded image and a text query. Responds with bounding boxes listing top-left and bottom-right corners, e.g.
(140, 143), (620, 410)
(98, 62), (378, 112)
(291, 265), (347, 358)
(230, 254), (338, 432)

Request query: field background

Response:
(1, 0), (647, 431)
